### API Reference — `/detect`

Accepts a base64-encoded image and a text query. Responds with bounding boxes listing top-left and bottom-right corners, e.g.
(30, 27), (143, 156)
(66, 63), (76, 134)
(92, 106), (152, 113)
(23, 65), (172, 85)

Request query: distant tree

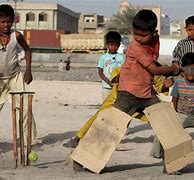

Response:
(105, 7), (138, 35)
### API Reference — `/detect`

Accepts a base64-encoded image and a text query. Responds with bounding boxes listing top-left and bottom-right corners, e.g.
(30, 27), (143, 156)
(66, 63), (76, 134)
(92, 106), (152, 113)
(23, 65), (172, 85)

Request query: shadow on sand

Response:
(102, 162), (194, 174)
(0, 131), (77, 154)
(101, 162), (162, 173)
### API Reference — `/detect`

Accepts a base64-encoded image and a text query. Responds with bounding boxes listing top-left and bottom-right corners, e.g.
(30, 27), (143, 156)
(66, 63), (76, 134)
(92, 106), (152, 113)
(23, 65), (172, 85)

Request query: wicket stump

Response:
(10, 91), (35, 168)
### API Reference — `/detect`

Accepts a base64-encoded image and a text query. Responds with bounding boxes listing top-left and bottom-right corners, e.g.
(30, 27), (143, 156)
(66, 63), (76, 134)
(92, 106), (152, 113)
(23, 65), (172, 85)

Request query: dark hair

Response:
(182, 53), (194, 67)
(185, 16), (194, 27)
(105, 31), (121, 44)
(0, 4), (14, 20)
(133, 9), (157, 33)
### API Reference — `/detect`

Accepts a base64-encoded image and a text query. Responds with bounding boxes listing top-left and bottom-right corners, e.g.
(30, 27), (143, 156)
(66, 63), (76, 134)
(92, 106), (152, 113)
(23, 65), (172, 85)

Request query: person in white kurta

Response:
(0, 4), (37, 145)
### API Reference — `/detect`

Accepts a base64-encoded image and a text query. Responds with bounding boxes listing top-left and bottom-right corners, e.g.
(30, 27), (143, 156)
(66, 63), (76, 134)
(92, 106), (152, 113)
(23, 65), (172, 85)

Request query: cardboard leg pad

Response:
(144, 102), (194, 173)
(70, 107), (132, 173)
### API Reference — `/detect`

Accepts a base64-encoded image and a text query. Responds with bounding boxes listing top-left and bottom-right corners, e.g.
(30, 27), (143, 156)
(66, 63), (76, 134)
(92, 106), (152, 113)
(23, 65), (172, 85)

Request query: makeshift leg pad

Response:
(70, 107), (132, 173)
(144, 102), (194, 173)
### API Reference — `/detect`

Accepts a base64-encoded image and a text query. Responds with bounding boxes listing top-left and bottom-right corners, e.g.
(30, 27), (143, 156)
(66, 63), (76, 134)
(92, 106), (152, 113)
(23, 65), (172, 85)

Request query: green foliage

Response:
(105, 7), (138, 35)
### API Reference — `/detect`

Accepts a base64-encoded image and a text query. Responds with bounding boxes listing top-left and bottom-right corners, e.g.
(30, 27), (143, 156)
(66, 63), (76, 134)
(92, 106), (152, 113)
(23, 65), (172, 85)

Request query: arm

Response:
(110, 66), (121, 83)
(111, 74), (119, 83)
(170, 80), (179, 111)
(146, 61), (180, 76)
(132, 45), (180, 76)
(16, 31), (32, 84)
(172, 61), (180, 67)
(172, 97), (178, 111)
(172, 43), (182, 67)
(97, 67), (112, 87)
(153, 76), (173, 93)
(161, 77), (174, 92)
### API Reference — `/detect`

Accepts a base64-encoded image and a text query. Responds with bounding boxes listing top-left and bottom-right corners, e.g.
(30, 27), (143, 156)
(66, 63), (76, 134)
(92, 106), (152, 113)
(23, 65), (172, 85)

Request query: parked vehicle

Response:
(60, 33), (105, 53)
(61, 33), (130, 54)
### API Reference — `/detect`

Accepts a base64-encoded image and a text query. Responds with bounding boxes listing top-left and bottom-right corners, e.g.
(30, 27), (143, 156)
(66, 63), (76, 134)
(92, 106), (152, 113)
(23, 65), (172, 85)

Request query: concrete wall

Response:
(29, 37), (180, 66)
(30, 52), (172, 67)
(32, 53), (100, 63)
(159, 38), (179, 55)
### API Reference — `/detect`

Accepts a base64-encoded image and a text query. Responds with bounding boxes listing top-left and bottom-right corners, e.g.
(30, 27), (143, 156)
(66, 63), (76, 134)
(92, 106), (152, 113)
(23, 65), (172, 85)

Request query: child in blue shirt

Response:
(97, 31), (125, 101)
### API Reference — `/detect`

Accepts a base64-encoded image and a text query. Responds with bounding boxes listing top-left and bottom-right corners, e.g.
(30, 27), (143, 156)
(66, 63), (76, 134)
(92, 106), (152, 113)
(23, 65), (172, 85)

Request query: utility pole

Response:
(7, 0), (23, 29)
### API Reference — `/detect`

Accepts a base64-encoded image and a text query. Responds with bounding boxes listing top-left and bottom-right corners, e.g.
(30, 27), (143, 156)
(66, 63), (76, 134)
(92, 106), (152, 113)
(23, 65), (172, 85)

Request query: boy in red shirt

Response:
(114, 9), (180, 174)
(71, 9), (180, 174)
(114, 9), (179, 117)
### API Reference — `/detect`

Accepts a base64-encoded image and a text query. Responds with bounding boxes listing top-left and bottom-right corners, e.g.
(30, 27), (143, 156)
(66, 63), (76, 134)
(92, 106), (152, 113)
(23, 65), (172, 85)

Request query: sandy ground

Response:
(0, 80), (194, 180)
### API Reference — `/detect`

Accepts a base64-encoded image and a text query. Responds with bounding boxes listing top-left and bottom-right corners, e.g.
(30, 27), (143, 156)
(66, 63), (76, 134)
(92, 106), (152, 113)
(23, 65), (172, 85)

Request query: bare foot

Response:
(163, 168), (182, 175)
(63, 136), (80, 148)
(73, 161), (85, 172)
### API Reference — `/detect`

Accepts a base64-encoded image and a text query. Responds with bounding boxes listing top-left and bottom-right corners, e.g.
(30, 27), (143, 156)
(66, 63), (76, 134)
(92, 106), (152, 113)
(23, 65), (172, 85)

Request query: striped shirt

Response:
(172, 37), (194, 65)
(171, 78), (194, 114)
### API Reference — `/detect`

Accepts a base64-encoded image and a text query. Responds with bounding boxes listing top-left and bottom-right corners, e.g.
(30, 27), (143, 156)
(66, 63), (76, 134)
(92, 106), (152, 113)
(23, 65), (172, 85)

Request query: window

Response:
(84, 16), (94, 23)
(39, 12), (47, 21)
(26, 12), (35, 21)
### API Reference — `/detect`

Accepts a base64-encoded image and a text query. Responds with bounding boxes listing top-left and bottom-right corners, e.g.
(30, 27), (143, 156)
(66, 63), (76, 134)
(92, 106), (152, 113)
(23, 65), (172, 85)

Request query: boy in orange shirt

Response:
(70, 10), (180, 174)
(114, 9), (180, 174)
(114, 9), (179, 118)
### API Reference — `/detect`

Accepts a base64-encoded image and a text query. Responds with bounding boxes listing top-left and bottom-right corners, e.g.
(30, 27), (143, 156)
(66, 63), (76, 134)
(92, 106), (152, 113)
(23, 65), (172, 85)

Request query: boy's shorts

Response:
(114, 91), (160, 115)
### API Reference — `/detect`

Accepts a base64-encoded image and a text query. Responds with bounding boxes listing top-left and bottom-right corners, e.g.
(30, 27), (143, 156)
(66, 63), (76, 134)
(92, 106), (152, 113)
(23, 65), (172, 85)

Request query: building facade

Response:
(160, 14), (170, 35)
(8, 2), (79, 33)
(170, 20), (185, 36)
(78, 13), (104, 33)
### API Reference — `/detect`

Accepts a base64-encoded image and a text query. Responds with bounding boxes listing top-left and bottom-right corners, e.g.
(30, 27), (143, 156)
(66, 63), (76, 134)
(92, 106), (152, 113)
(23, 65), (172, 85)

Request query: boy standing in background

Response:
(172, 16), (194, 67)
(97, 31), (125, 101)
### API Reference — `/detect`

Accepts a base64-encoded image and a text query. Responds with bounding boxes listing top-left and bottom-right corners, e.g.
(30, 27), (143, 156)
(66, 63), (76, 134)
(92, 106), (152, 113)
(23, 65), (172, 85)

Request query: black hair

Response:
(105, 31), (121, 44)
(0, 4), (14, 20)
(182, 52), (194, 67)
(133, 9), (157, 33)
(185, 16), (194, 27)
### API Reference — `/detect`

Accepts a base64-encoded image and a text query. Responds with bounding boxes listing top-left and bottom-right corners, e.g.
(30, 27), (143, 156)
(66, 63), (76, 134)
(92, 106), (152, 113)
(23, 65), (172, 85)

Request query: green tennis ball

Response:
(29, 150), (38, 162)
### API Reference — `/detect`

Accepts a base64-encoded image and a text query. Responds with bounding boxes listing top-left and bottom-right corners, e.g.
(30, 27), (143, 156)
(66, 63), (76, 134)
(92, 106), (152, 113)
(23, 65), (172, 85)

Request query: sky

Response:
(2, 0), (194, 21)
